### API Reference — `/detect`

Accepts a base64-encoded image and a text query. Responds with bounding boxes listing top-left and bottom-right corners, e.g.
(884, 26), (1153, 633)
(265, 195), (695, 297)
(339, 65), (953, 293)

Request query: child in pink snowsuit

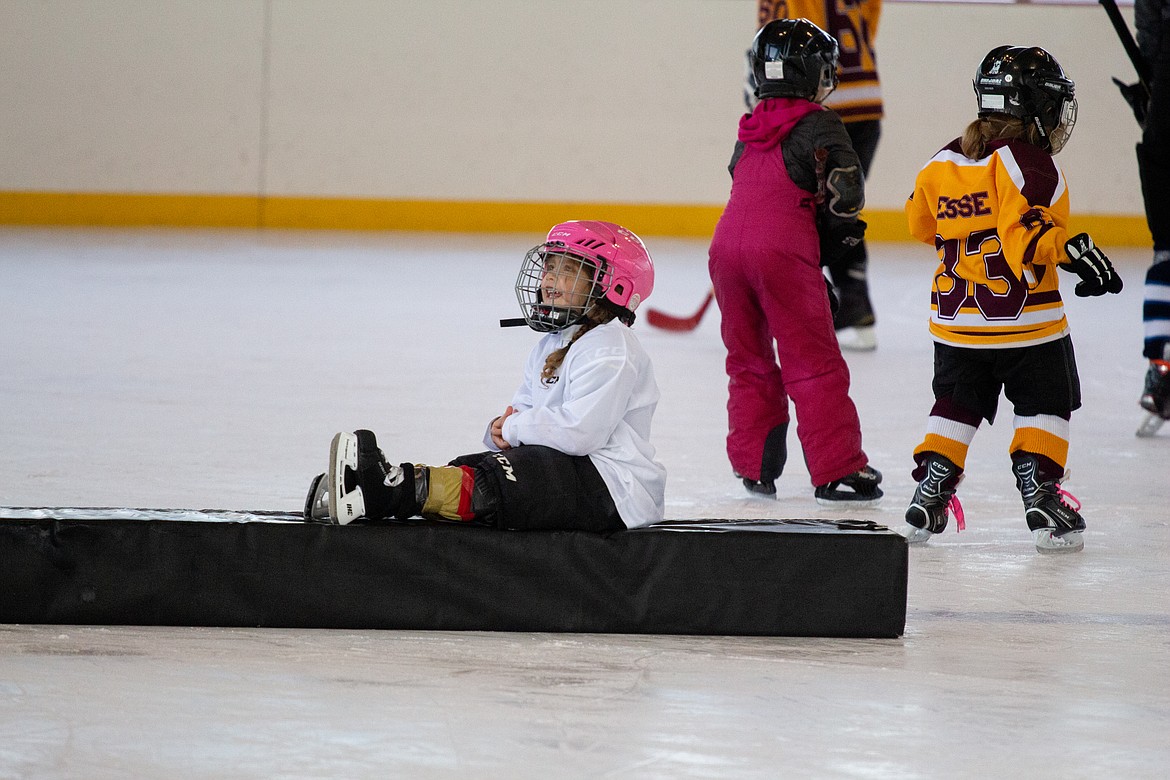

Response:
(709, 18), (882, 505)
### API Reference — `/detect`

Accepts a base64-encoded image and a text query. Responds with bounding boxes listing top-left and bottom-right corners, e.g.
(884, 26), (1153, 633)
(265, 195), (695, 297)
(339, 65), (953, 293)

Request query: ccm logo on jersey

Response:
(937, 192), (992, 220)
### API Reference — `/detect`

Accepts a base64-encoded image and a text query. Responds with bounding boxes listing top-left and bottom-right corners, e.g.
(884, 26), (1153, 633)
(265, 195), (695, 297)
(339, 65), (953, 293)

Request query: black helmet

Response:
(750, 18), (839, 103)
(973, 45), (1078, 153)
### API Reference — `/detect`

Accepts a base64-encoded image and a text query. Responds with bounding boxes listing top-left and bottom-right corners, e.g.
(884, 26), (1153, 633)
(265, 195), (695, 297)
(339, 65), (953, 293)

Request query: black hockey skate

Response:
(904, 455), (964, 544)
(814, 465), (883, 507)
(1137, 360), (1170, 437)
(739, 476), (776, 496)
(319, 429), (420, 524)
(737, 423), (788, 498)
(832, 276), (876, 352)
(1012, 454), (1085, 553)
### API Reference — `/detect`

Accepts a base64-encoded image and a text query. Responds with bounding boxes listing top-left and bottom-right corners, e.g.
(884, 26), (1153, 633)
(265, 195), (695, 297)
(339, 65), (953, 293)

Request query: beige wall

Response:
(0, 0), (1145, 216)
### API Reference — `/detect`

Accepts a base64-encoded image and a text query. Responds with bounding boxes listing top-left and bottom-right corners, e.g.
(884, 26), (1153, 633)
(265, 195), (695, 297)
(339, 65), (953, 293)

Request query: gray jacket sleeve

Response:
(782, 110), (865, 218)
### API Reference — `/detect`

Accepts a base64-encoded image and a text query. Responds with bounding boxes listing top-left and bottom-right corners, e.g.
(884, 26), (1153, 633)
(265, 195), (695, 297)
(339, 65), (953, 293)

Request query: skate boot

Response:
(325, 429), (421, 524)
(815, 465), (883, 507)
(1012, 454), (1085, 553)
(833, 277), (877, 352)
(904, 455), (963, 544)
(738, 476), (776, 496)
(1137, 359), (1170, 437)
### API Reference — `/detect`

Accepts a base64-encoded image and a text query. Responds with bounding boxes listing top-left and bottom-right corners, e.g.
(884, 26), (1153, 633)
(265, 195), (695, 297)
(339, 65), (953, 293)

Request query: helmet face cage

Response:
(514, 220), (654, 332)
(515, 248), (603, 333)
(751, 19), (839, 103)
(974, 46), (1077, 153)
(1045, 96), (1077, 154)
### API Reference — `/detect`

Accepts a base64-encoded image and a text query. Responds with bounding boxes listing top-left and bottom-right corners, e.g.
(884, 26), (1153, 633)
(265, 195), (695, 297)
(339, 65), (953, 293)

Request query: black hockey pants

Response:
(449, 446), (624, 532)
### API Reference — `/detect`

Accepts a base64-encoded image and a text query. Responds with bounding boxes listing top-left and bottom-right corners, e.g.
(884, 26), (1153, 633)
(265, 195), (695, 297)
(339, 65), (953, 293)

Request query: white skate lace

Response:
(381, 461), (405, 487)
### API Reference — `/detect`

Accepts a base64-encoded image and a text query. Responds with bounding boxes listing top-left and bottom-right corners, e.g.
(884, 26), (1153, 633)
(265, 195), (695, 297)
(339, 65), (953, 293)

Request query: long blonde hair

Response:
(540, 307), (617, 385)
(960, 115), (1046, 160)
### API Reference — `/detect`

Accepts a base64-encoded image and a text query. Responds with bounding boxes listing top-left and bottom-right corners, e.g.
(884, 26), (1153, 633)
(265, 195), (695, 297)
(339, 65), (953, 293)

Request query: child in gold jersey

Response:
(903, 46), (1123, 553)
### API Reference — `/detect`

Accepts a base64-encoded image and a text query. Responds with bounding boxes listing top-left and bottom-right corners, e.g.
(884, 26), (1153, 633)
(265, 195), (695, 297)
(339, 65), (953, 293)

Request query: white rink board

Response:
(0, 1), (1146, 215)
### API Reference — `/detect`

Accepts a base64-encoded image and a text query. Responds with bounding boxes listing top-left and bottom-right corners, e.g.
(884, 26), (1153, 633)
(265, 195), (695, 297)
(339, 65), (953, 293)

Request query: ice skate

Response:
(904, 455), (963, 544)
(739, 476), (776, 497)
(815, 465), (883, 507)
(833, 278), (877, 352)
(835, 325), (877, 352)
(737, 423), (787, 498)
(1012, 455), (1085, 554)
(326, 429), (420, 524)
(1137, 414), (1165, 438)
(1136, 360), (1170, 437)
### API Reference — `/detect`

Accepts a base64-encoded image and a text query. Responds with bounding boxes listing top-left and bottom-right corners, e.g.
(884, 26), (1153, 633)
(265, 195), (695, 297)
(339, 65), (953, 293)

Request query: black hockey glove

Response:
(819, 218), (866, 268)
(1062, 233), (1123, 297)
(1111, 77), (1149, 129)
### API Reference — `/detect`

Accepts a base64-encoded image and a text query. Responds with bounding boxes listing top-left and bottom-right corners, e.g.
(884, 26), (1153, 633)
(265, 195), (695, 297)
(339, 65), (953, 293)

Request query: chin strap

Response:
(499, 317), (528, 328)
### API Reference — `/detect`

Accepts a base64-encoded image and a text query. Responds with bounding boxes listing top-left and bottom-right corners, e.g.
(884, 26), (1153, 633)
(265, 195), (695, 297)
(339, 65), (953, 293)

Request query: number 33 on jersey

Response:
(906, 138), (1073, 348)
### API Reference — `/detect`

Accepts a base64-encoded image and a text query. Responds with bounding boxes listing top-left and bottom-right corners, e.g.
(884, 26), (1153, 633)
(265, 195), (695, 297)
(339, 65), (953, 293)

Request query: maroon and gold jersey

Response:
(906, 138), (1073, 349)
(758, 0), (883, 122)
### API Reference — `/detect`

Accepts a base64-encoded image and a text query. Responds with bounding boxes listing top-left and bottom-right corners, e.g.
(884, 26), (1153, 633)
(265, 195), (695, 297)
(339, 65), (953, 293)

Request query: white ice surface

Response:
(1, 228), (1168, 778)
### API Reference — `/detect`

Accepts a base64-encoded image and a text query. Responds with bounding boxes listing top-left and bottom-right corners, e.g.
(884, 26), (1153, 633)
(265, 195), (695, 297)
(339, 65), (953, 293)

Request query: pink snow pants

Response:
(708, 144), (868, 487)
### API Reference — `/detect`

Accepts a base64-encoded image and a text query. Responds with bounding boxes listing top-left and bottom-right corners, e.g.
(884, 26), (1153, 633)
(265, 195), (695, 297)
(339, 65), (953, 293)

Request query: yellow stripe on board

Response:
(262, 197), (726, 237)
(0, 191), (1153, 245)
(0, 191), (260, 228)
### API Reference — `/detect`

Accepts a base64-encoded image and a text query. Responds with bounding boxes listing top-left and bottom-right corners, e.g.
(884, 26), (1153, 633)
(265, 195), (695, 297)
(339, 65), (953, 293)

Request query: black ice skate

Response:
(814, 465), (883, 507)
(1137, 359), (1170, 437)
(737, 423), (788, 498)
(739, 476), (776, 496)
(832, 276), (876, 352)
(324, 429), (420, 524)
(1012, 455), (1085, 553)
(904, 455), (964, 544)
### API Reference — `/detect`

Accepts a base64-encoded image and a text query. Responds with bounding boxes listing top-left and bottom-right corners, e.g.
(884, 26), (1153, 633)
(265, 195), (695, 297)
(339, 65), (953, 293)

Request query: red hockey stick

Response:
(646, 289), (715, 332)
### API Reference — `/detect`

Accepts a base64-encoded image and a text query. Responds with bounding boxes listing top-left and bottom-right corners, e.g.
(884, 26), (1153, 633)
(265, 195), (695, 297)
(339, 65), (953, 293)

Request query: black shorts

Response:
(932, 337), (1081, 425)
(449, 445), (624, 533)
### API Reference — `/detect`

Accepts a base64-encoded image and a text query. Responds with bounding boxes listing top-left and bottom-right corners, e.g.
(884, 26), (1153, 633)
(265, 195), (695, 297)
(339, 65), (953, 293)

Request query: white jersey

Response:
(483, 318), (666, 528)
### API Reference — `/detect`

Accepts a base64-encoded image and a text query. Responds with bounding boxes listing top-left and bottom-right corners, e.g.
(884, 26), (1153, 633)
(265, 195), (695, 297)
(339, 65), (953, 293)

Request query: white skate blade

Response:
(1033, 528), (1084, 554)
(303, 472), (333, 523)
(903, 525), (934, 545)
(815, 495), (883, 509)
(836, 326), (877, 352)
(1136, 413), (1165, 438)
(328, 431), (364, 525)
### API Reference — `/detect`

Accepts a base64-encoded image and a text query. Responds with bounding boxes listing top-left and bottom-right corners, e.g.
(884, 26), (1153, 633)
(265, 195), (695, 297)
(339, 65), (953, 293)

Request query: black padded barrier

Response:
(0, 516), (907, 638)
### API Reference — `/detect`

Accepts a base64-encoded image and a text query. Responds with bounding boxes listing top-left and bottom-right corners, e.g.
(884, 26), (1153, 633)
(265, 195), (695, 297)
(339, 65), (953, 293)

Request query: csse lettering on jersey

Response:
(936, 192), (991, 220)
(906, 139), (1073, 348)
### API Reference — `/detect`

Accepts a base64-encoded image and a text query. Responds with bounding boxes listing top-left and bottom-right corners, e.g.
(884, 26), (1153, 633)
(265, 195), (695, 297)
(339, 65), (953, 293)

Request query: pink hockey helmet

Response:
(515, 220), (655, 332)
